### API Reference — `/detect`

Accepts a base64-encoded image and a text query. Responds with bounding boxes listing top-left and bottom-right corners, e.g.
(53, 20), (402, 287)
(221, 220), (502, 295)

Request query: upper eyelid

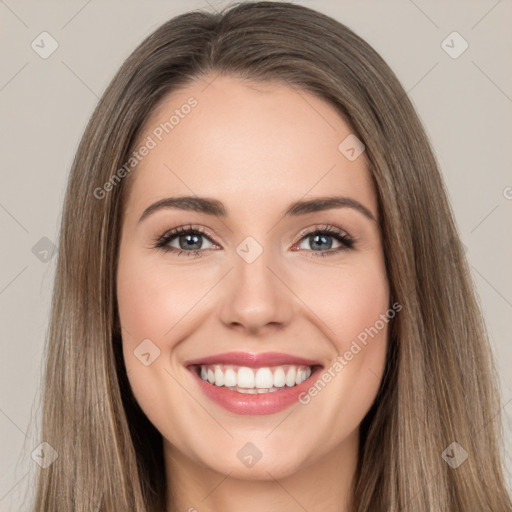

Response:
(296, 224), (351, 240)
(155, 225), (219, 249)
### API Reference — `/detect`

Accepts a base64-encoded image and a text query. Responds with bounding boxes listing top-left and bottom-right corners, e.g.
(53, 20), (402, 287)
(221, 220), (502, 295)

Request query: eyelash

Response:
(153, 224), (355, 259)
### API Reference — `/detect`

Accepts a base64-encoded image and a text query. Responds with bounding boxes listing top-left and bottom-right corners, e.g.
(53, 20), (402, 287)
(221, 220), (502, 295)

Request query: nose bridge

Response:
(219, 236), (293, 333)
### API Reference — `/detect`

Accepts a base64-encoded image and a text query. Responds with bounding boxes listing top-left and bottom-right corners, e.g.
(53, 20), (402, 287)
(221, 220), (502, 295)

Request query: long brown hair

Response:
(32, 1), (511, 510)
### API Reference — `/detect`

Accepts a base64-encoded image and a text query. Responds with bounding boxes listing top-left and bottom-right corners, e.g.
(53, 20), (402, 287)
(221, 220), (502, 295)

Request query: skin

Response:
(116, 73), (390, 512)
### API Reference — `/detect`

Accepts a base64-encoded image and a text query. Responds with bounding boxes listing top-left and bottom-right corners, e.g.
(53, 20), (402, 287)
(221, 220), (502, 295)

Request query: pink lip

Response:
(185, 351), (321, 368)
(185, 352), (323, 416)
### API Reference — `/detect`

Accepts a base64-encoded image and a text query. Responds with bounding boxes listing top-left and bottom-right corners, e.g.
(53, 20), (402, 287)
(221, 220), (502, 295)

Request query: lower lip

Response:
(189, 366), (322, 415)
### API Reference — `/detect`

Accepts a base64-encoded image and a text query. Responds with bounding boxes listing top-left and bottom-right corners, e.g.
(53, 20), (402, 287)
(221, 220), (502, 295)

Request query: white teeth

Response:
(236, 387), (257, 394)
(255, 368), (273, 388)
(237, 367), (255, 388)
(197, 363), (314, 392)
(286, 366), (297, 387)
(224, 368), (237, 387)
(214, 365), (224, 386)
(273, 367), (286, 387)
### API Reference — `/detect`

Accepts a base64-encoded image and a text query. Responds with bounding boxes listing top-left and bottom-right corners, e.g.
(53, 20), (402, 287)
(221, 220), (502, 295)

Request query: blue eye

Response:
(154, 224), (354, 258)
(295, 228), (354, 256)
(154, 225), (216, 258)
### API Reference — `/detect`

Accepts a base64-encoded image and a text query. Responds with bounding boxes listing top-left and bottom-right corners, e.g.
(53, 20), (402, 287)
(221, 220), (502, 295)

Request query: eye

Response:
(154, 225), (217, 258)
(293, 225), (354, 257)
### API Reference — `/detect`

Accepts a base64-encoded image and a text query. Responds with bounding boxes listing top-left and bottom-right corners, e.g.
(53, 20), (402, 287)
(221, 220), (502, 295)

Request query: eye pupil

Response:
(180, 234), (202, 250)
(310, 234), (332, 251)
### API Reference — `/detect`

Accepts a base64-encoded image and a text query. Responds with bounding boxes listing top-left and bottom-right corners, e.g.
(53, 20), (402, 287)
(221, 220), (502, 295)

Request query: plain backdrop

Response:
(0, 0), (511, 509)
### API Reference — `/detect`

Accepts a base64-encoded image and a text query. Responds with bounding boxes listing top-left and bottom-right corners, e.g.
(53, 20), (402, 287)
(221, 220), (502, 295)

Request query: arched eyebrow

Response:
(138, 195), (376, 223)
(284, 196), (376, 222)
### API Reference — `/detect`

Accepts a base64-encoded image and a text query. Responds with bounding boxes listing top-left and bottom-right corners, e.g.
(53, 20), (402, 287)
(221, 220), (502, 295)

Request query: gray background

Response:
(1, 0), (511, 509)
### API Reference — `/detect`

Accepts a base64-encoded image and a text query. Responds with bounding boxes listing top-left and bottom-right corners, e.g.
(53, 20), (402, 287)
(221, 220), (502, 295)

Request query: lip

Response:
(185, 351), (322, 368)
(185, 352), (323, 416)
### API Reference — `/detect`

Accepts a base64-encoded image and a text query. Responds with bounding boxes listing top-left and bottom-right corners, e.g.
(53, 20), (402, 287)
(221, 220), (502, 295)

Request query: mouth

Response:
(185, 352), (323, 415)
(190, 363), (318, 393)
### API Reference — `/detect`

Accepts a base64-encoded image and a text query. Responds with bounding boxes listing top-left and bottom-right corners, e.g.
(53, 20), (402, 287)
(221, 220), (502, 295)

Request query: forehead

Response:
(123, 74), (377, 221)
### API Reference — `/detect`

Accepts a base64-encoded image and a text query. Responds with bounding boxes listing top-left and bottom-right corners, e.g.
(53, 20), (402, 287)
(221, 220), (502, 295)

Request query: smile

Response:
(197, 364), (312, 393)
(186, 352), (323, 415)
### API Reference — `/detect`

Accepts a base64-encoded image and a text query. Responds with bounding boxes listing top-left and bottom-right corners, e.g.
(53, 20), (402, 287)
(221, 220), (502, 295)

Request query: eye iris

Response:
(310, 233), (332, 251)
(180, 233), (202, 250)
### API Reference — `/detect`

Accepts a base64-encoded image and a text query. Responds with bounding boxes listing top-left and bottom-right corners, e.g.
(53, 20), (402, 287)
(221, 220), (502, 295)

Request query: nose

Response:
(218, 244), (295, 336)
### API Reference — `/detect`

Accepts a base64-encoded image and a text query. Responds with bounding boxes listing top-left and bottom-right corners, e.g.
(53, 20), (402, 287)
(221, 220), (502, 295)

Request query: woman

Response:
(33, 1), (511, 511)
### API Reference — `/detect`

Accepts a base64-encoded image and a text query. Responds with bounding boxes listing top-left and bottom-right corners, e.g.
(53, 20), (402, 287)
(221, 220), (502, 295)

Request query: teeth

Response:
(285, 366), (296, 387)
(237, 367), (255, 388)
(224, 368), (237, 387)
(255, 368), (273, 388)
(197, 364), (314, 392)
(214, 366), (224, 386)
(273, 367), (286, 387)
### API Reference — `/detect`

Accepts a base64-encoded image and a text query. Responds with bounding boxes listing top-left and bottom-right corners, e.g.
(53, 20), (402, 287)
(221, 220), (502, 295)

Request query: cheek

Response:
(292, 257), (390, 417)
(116, 250), (207, 346)
(337, 270), (389, 358)
(295, 255), (390, 349)
(116, 249), (201, 438)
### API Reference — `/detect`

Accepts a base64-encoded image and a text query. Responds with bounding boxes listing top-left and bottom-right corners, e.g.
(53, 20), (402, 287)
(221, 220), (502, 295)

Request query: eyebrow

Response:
(138, 195), (376, 223)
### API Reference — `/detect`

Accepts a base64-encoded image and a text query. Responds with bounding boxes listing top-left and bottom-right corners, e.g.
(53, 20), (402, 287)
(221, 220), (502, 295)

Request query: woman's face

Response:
(117, 74), (390, 479)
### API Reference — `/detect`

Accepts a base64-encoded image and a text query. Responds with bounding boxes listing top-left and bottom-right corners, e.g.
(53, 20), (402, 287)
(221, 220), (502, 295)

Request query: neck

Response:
(164, 429), (359, 512)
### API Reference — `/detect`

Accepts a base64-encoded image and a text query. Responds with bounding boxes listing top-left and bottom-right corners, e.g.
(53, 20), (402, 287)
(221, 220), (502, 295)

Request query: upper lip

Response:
(185, 351), (322, 368)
